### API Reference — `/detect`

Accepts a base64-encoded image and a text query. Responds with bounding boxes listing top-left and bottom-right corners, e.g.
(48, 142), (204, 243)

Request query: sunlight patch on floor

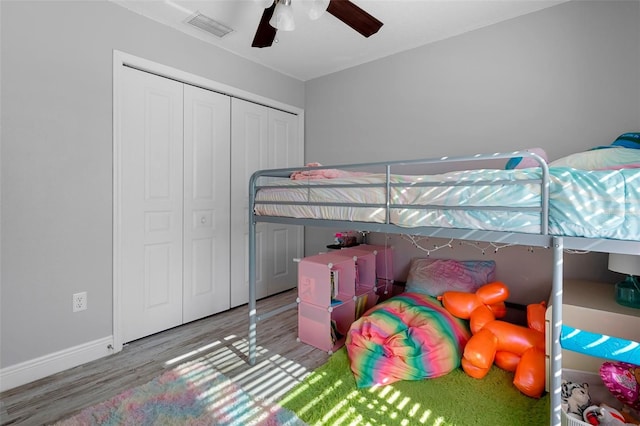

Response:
(168, 343), (305, 426)
(164, 333), (312, 412)
(164, 340), (222, 366)
(162, 334), (457, 425)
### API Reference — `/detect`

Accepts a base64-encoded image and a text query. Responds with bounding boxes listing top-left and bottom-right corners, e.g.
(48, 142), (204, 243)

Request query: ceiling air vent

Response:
(186, 12), (234, 38)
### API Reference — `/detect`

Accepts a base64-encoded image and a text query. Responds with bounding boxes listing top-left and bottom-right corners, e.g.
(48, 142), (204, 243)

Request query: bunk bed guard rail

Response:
(249, 151), (550, 235)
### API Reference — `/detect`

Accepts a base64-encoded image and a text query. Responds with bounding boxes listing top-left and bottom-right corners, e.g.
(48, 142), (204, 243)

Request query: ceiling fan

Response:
(252, 0), (383, 48)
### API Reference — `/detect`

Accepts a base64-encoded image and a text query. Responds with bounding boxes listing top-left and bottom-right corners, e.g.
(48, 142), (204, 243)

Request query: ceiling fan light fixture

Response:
(255, 0), (275, 8)
(308, 0), (330, 20)
(269, 0), (295, 31)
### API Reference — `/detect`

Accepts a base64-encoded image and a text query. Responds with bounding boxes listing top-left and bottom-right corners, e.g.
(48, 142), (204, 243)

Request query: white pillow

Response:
(549, 147), (640, 170)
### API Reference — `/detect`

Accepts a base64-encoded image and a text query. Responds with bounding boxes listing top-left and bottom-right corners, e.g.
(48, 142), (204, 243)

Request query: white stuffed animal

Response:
(582, 404), (635, 425)
(562, 381), (592, 419)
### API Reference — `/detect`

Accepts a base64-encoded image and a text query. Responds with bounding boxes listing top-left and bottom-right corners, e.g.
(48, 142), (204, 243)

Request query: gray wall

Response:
(305, 0), (639, 164)
(0, 0), (304, 368)
(303, 0), (640, 303)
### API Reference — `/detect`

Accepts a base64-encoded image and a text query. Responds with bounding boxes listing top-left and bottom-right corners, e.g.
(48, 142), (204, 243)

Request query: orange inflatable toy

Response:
(438, 281), (547, 398)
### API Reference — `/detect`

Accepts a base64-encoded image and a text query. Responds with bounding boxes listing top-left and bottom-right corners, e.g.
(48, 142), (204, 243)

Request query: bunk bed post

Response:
(540, 161), (550, 235)
(385, 165), (391, 224)
(550, 236), (563, 426)
(248, 173), (258, 366)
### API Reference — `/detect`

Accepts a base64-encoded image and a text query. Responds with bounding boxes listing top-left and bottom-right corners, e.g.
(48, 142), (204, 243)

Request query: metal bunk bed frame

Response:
(246, 151), (640, 426)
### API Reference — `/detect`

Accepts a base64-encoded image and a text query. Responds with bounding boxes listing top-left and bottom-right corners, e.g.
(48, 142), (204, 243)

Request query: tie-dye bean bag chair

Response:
(345, 292), (471, 388)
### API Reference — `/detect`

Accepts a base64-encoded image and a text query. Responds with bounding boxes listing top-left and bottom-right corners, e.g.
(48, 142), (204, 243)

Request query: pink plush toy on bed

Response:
(290, 162), (370, 180)
(505, 148), (548, 169)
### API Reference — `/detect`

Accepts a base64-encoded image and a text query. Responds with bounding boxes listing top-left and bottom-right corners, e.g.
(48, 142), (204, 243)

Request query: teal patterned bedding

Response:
(548, 167), (639, 240)
(254, 167), (640, 241)
(392, 167), (640, 240)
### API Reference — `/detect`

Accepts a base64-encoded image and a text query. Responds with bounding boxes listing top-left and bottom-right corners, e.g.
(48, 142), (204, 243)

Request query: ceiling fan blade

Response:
(252, 3), (277, 48)
(327, 0), (383, 38)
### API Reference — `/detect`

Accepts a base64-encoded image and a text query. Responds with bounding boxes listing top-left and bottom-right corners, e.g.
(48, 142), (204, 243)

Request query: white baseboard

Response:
(0, 336), (115, 392)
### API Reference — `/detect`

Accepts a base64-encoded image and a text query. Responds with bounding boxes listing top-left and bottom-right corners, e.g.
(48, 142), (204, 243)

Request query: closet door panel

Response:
(230, 99), (269, 307)
(266, 109), (303, 295)
(269, 111), (301, 169)
(120, 66), (184, 343)
(183, 85), (231, 323)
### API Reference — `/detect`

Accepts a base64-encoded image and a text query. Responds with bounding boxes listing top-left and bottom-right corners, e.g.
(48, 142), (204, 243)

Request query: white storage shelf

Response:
(548, 279), (640, 374)
(545, 280), (640, 425)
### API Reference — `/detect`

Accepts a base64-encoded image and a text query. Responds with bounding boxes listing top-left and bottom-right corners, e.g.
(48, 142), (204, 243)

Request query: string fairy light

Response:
(400, 234), (527, 256)
(383, 233), (592, 258)
(400, 235), (455, 256)
(563, 249), (591, 255)
(459, 240), (518, 255)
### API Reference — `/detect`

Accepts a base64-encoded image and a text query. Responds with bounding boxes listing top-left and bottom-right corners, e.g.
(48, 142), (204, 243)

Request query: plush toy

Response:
(562, 380), (592, 420)
(600, 362), (640, 411)
(583, 404), (636, 425)
(438, 282), (546, 398)
(504, 147), (548, 169)
(620, 406), (640, 425)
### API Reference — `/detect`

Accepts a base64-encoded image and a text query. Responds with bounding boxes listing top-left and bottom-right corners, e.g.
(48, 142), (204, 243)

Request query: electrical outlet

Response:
(73, 292), (87, 312)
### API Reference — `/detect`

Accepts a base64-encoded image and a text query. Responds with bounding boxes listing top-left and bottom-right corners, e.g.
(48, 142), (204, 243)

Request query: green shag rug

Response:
(279, 348), (549, 426)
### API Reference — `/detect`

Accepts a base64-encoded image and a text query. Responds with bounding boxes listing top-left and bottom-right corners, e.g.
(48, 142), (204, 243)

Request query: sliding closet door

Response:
(120, 67), (233, 341)
(120, 66), (184, 343)
(182, 85), (231, 323)
(115, 53), (304, 348)
(265, 108), (303, 295)
(230, 98), (303, 307)
(230, 99), (269, 307)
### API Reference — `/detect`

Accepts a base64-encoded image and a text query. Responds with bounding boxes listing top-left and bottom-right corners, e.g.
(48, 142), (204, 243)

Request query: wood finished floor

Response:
(0, 289), (331, 425)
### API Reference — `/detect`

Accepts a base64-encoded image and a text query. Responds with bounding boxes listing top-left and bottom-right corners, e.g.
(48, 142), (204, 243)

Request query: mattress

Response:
(253, 167), (640, 241)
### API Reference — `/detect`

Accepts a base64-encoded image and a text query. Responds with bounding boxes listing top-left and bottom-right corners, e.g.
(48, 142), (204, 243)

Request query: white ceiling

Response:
(111, 0), (567, 81)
